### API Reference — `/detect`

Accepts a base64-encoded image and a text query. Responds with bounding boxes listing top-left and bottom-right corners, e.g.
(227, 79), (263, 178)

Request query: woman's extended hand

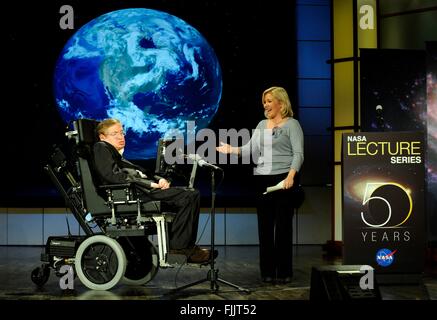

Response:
(216, 142), (233, 154)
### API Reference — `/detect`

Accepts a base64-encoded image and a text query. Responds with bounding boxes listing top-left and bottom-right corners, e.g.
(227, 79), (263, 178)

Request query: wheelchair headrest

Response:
(71, 118), (100, 162)
(75, 118), (100, 146)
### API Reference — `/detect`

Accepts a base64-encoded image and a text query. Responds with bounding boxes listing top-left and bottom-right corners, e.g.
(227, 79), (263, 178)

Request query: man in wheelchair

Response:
(94, 118), (213, 264)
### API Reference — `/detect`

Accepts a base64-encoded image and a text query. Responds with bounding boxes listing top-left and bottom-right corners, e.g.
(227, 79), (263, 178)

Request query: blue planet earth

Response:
(54, 8), (222, 159)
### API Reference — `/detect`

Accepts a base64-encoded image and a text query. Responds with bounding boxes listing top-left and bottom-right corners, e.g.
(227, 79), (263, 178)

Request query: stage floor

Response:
(0, 245), (436, 300)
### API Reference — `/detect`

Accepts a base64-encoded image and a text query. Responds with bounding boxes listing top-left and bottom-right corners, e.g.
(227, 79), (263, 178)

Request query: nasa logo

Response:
(347, 135), (367, 142)
(376, 248), (397, 267)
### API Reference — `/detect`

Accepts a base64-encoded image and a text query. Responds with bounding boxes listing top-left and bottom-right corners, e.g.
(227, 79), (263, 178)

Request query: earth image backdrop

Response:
(54, 8), (222, 159)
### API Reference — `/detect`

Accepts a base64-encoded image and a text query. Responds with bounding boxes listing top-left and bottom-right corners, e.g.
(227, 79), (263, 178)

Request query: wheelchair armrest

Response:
(142, 201), (161, 213)
(98, 183), (162, 213)
(98, 183), (133, 190)
(98, 183), (138, 203)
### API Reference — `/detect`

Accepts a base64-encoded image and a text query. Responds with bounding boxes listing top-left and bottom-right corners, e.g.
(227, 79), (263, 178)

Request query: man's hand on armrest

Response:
(150, 182), (161, 189)
(158, 178), (170, 190)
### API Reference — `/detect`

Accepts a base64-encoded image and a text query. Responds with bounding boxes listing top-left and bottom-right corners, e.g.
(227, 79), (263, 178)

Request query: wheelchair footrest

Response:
(166, 253), (214, 267)
(167, 253), (187, 265)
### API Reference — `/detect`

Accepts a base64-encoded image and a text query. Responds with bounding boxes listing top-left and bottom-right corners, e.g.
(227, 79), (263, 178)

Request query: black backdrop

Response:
(360, 49), (427, 133)
(2, 0), (297, 207)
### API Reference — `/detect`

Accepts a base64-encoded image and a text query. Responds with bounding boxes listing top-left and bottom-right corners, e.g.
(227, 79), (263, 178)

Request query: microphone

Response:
(375, 105), (385, 130)
(187, 154), (222, 171)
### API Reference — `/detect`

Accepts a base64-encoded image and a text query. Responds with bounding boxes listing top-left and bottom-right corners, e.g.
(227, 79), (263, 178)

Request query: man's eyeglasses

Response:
(105, 131), (125, 137)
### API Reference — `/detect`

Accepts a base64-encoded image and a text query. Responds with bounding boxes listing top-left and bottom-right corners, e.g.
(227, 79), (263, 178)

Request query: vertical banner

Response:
(426, 42), (437, 242)
(342, 131), (426, 274)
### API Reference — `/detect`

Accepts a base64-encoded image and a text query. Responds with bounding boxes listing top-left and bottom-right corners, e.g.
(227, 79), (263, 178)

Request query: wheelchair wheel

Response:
(119, 236), (159, 286)
(75, 235), (127, 291)
(31, 264), (50, 287)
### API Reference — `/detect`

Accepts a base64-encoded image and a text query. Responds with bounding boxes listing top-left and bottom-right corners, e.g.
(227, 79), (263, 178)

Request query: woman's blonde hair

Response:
(96, 118), (122, 135)
(262, 86), (293, 118)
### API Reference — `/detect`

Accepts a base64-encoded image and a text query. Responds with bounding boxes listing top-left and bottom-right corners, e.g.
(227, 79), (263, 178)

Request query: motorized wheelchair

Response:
(31, 118), (178, 290)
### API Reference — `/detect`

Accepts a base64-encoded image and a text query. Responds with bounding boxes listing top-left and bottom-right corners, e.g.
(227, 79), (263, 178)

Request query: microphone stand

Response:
(376, 117), (385, 132)
(171, 169), (250, 294)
